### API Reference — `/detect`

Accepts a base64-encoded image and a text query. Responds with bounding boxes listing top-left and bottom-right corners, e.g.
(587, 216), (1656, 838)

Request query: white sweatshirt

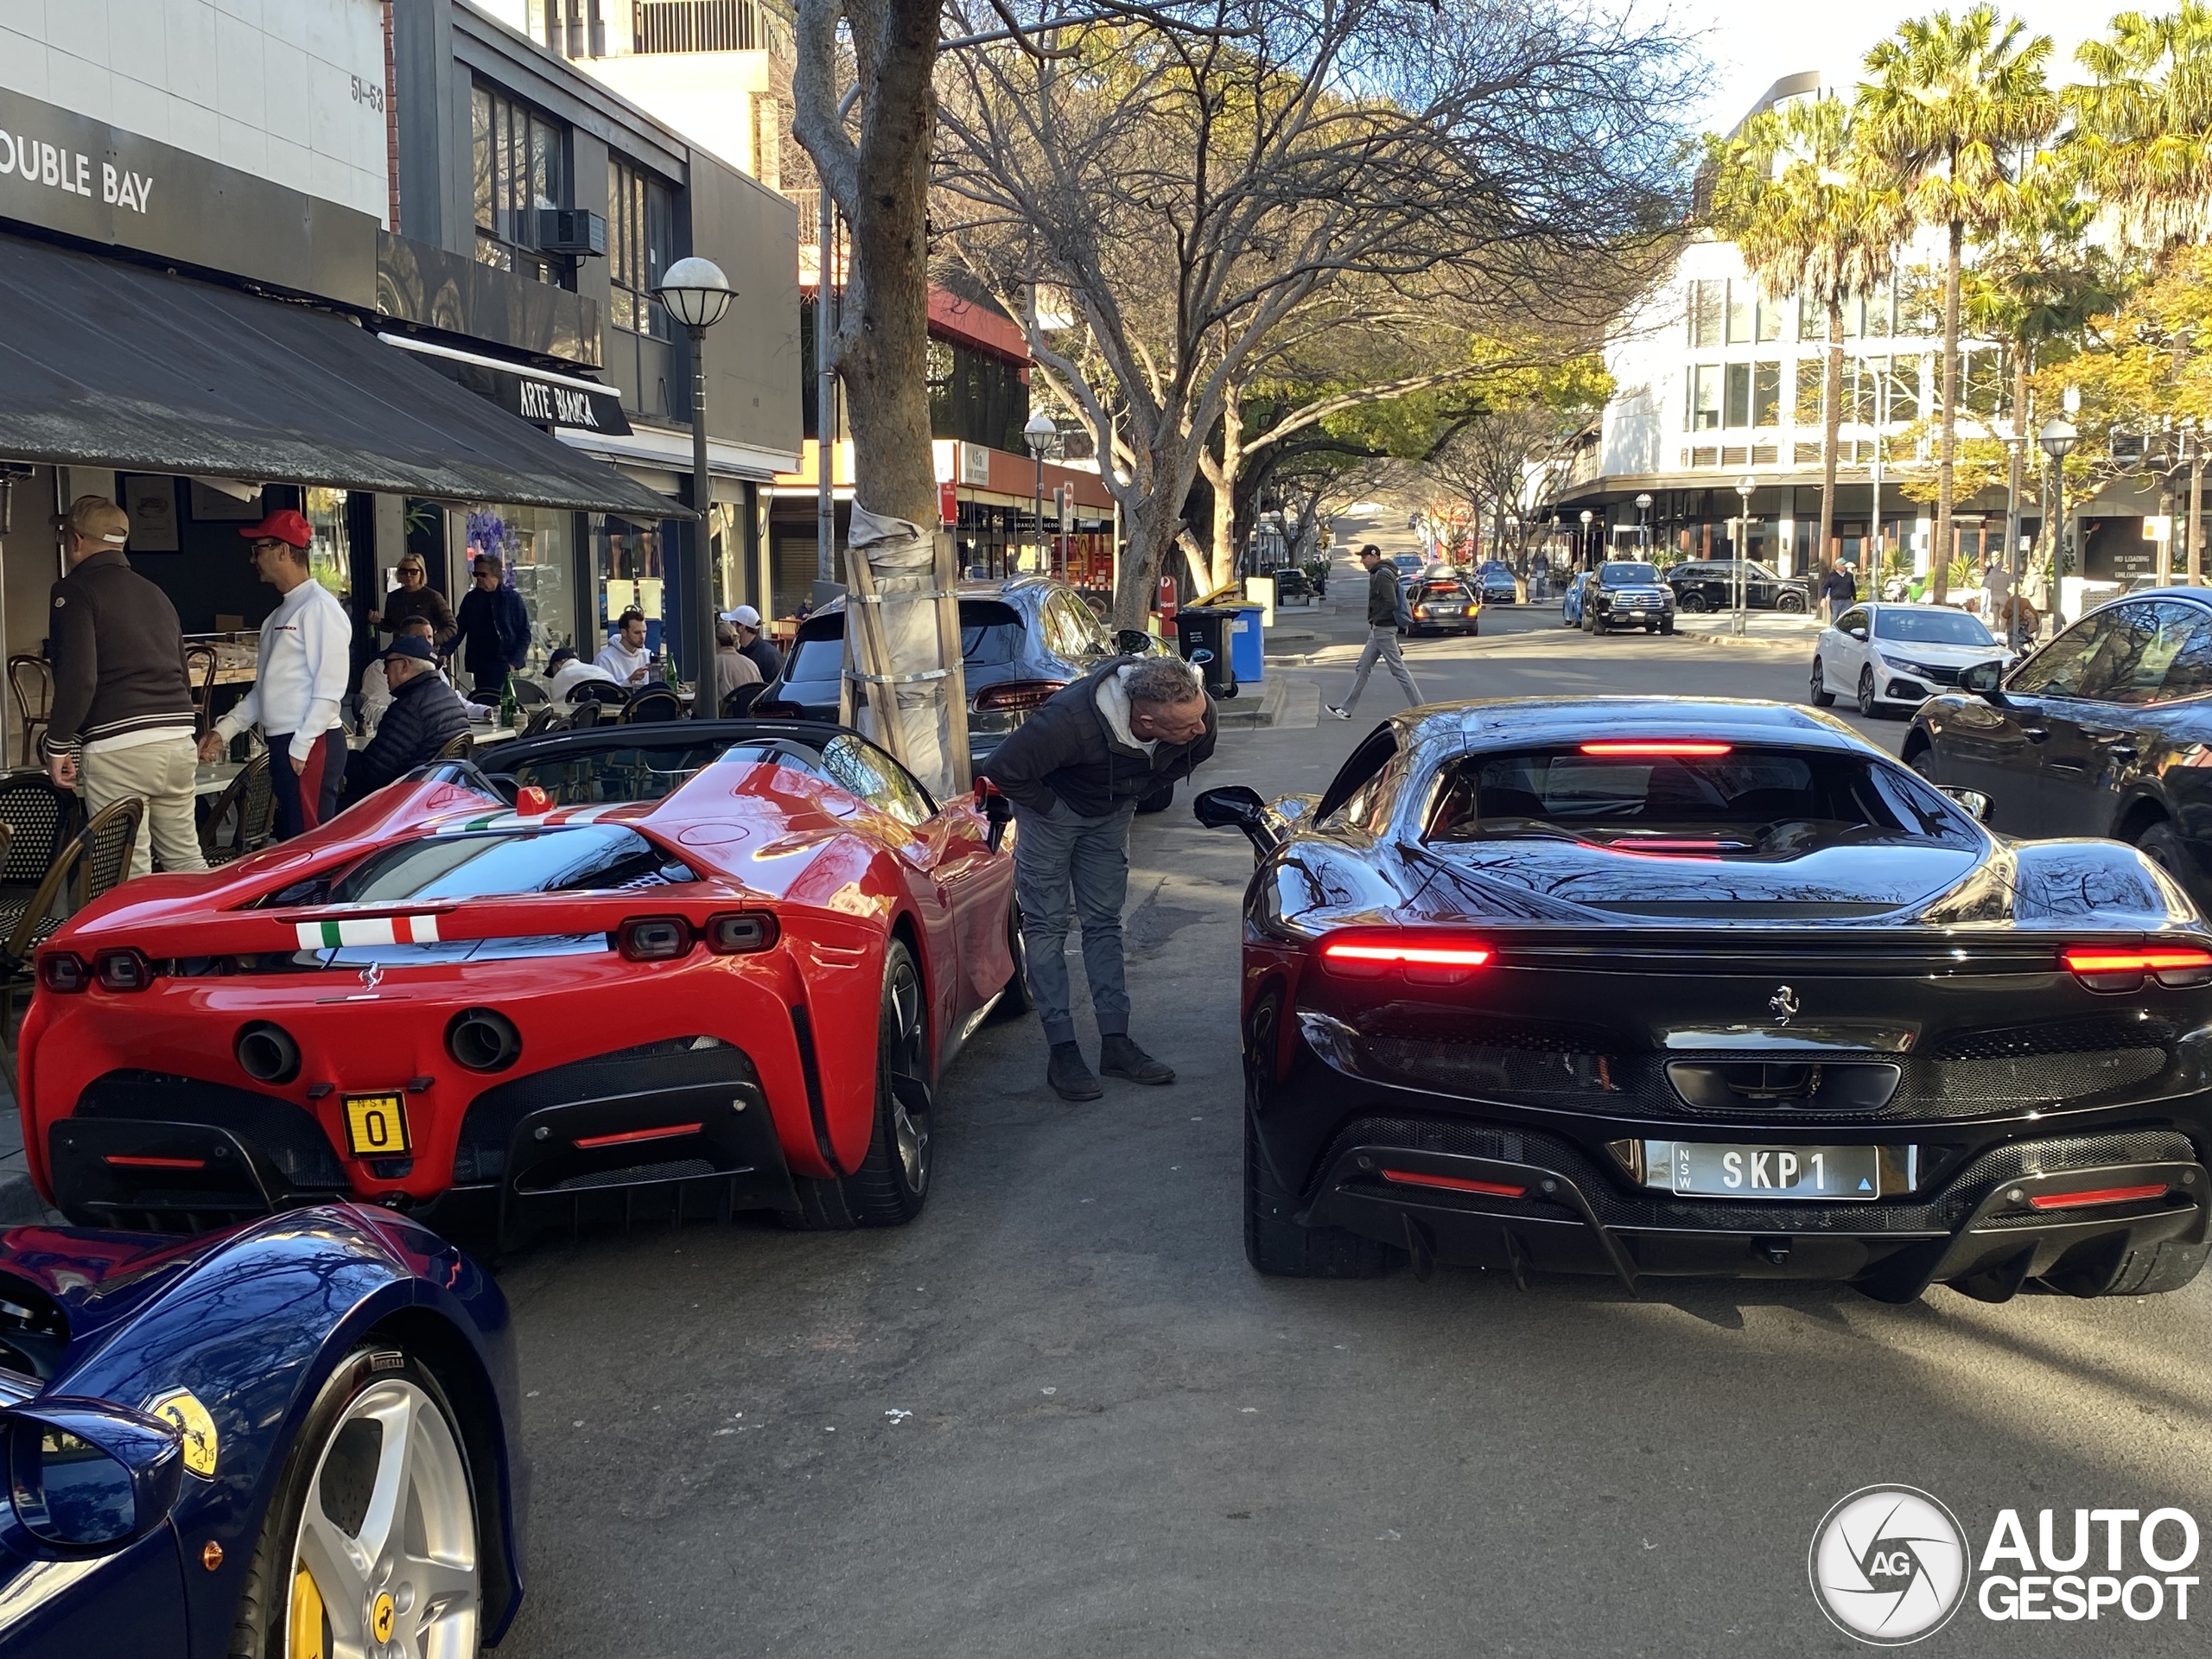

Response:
(215, 579), (353, 762)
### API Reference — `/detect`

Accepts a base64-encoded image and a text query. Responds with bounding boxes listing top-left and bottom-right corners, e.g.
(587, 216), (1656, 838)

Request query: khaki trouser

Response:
(83, 733), (208, 880)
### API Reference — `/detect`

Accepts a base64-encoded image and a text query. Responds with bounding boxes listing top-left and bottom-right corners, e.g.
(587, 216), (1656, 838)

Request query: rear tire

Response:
(993, 897), (1032, 1018)
(2133, 818), (2193, 887)
(1906, 746), (1939, 783)
(1678, 590), (1709, 613)
(1244, 1110), (1398, 1278)
(1659, 619), (1675, 635)
(787, 941), (931, 1228)
(1778, 591), (1808, 613)
(1809, 657), (1836, 706)
(2102, 1238), (2209, 1295)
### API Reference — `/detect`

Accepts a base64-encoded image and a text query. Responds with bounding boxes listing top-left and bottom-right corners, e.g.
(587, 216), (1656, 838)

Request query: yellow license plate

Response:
(342, 1093), (412, 1158)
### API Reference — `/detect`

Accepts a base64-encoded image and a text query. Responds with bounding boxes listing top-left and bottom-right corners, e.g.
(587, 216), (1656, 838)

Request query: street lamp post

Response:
(653, 257), (735, 720)
(1634, 493), (1653, 554)
(1023, 410), (1057, 578)
(1578, 509), (1593, 569)
(1733, 476), (1754, 637)
(2039, 414), (2077, 633)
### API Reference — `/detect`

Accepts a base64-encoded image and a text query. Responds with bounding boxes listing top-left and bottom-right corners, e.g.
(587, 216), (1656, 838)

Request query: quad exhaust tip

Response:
(236, 1021), (301, 1085)
(447, 1007), (523, 1073)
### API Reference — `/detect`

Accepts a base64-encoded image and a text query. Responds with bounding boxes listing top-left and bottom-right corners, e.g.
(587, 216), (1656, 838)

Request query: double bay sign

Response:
(0, 90), (377, 308)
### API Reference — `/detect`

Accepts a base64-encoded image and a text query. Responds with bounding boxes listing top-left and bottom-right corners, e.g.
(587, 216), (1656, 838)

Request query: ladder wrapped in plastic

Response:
(842, 503), (972, 798)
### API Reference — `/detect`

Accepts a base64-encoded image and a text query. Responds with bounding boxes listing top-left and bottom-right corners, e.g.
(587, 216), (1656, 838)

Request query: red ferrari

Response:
(20, 721), (1023, 1242)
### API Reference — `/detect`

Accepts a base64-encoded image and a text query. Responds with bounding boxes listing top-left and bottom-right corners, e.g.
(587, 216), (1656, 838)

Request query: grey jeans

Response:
(1010, 796), (1138, 1046)
(1342, 624), (1422, 712)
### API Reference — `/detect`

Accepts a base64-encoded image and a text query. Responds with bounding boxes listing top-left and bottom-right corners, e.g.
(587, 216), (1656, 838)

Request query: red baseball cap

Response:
(238, 508), (314, 549)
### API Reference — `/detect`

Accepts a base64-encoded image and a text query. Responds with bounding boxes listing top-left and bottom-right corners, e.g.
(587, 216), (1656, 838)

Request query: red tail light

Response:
(1579, 741), (1732, 757)
(37, 952), (88, 995)
(1381, 1167), (1526, 1198)
(2026, 1183), (2171, 1211)
(705, 911), (779, 954)
(974, 679), (1066, 713)
(104, 1154), (206, 1171)
(616, 917), (693, 962)
(94, 950), (155, 992)
(1319, 932), (1494, 985)
(574, 1122), (703, 1150)
(515, 785), (554, 816)
(2063, 944), (2212, 990)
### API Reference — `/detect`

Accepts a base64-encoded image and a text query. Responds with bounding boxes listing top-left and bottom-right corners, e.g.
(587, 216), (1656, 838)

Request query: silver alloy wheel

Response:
(885, 956), (930, 1194)
(1858, 665), (1878, 718)
(289, 1377), (477, 1659)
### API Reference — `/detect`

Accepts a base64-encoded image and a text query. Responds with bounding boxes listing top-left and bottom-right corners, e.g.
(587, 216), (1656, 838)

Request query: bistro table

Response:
(194, 762), (243, 798)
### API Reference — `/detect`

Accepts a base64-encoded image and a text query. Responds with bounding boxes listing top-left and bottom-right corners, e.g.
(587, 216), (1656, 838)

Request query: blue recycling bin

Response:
(1227, 603), (1265, 684)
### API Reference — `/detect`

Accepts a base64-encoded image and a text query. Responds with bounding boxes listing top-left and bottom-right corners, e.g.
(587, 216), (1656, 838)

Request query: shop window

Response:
(927, 334), (1030, 452)
(1726, 283), (1755, 345)
(608, 156), (674, 340)
(1756, 294), (1783, 343)
(473, 82), (569, 285)
(1688, 365), (1721, 431)
(592, 512), (670, 656)
(1688, 280), (1723, 348)
(304, 490), (352, 602)
(1724, 362), (1751, 429)
(465, 505), (575, 674)
(1751, 362), (1781, 428)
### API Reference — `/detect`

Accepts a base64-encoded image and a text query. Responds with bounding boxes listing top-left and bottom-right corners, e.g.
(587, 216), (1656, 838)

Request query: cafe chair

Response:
(721, 683), (766, 718)
(620, 686), (682, 725)
(0, 772), (73, 896)
(183, 644), (221, 738)
(519, 707), (567, 739)
(435, 734), (477, 762)
(73, 797), (143, 911)
(512, 678), (549, 707)
(0, 799), (142, 1096)
(566, 701), (601, 730)
(200, 753), (275, 867)
(6, 657), (50, 763)
(566, 679), (627, 707)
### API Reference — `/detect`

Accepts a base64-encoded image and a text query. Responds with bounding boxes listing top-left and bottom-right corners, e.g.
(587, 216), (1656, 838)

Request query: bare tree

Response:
(1423, 401), (1595, 569)
(937, 0), (1694, 625)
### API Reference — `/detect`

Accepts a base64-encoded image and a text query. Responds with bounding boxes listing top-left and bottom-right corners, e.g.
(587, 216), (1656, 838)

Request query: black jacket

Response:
(44, 548), (196, 758)
(454, 584), (530, 680)
(1366, 563), (1403, 627)
(979, 656), (1217, 817)
(380, 584), (458, 652)
(344, 670), (473, 801)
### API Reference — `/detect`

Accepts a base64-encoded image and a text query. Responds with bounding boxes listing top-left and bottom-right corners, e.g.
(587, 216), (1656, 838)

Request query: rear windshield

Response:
(270, 826), (696, 908)
(785, 632), (844, 686)
(1599, 563), (1659, 587)
(505, 740), (736, 806)
(960, 600), (1027, 666)
(1425, 746), (1974, 851)
(1873, 608), (1994, 645)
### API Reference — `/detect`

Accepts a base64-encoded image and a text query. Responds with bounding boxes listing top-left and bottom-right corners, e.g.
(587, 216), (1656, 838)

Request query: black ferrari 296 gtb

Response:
(1197, 697), (2212, 1304)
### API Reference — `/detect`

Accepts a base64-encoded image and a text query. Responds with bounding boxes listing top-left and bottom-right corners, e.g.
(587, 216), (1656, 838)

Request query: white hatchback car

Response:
(1810, 601), (2005, 716)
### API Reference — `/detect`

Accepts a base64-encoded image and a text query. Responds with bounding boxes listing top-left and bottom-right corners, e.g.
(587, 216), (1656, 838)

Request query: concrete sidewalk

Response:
(0, 1091), (56, 1225)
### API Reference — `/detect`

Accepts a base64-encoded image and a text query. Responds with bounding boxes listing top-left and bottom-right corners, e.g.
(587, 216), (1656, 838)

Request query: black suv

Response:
(1667, 560), (1812, 613)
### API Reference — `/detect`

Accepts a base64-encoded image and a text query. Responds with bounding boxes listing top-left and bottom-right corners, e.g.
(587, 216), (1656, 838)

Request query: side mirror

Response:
(5, 1400), (184, 1550)
(1941, 785), (1994, 823)
(974, 779), (1013, 852)
(1958, 660), (2005, 699)
(1847, 627), (1868, 642)
(1193, 785), (1281, 859)
(1115, 629), (1154, 657)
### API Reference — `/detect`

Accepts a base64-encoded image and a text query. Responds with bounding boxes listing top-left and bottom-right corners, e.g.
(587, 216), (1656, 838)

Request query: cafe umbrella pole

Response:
(655, 257), (735, 720)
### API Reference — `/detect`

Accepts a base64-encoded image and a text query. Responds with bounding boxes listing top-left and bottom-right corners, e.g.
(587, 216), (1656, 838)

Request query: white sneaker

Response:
(1325, 703), (1353, 720)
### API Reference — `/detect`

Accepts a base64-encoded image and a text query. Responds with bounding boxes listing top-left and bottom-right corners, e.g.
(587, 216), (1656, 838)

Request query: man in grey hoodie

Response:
(979, 653), (1217, 1100)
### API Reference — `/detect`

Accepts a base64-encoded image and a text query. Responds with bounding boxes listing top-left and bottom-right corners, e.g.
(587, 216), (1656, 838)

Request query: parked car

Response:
(1406, 576), (1481, 637)
(1578, 560), (1676, 634)
(22, 719), (1021, 1244)
(1667, 560), (1813, 613)
(1810, 602), (2005, 717)
(1560, 570), (1592, 628)
(1196, 696), (2212, 1302)
(1904, 589), (2212, 904)
(1473, 561), (1519, 605)
(760, 575), (1179, 810)
(1268, 567), (1316, 605)
(0, 1205), (522, 1657)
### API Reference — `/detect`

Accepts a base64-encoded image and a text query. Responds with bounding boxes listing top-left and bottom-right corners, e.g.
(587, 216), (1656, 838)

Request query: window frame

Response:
(607, 154), (675, 342)
(472, 79), (570, 286)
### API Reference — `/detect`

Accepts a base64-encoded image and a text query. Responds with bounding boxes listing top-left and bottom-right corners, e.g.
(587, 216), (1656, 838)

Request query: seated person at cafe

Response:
(546, 645), (618, 702)
(340, 636), (473, 804)
(358, 616), (439, 735)
(594, 607), (654, 685)
(724, 605), (783, 683)
(715, 621), (763, 705)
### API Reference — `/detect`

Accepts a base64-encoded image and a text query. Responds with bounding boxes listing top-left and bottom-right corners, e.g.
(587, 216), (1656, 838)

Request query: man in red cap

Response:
(199, 508), (353, 837)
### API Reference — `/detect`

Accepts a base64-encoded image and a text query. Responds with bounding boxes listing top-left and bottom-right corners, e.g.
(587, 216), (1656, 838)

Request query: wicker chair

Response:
(73, 797), (143, 909)
(620, 686), (683, 724)
(512, 677), (549, 707)
(519, 706), (566, 739)
(200, 753), (276, 867)
(7, 657), (50, 763)
(0, 800), (141, 1096)
(435, 734), (476, 761)
(721, 683), (766, 718)
(0, 772), (73, 895)
(566, 679), (627, 708)
(566, 700), (602, 730)
(182, 644), (221, 737)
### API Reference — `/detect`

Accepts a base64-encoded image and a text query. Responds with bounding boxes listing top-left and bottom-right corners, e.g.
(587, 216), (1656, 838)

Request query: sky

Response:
(1668, 0), (2105, 136)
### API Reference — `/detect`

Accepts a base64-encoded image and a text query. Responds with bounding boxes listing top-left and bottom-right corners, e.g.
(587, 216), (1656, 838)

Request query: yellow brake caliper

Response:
(289, 1567), (327, 1659)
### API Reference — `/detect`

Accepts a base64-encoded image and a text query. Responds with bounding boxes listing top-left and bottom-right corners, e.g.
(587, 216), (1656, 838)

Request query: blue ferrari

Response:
(0, 1204), (523, 1658)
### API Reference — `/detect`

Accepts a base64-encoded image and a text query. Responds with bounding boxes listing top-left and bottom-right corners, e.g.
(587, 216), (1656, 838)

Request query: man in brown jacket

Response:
(44, 496), (207, 878)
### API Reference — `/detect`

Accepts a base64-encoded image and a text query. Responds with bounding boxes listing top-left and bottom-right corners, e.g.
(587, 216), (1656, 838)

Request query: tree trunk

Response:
(1821, 297), (1844, 580)
(1932, 215), (1963, 605)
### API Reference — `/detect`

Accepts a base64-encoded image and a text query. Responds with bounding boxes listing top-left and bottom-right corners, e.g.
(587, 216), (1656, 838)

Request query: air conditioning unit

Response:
(537, 208), (607, 257)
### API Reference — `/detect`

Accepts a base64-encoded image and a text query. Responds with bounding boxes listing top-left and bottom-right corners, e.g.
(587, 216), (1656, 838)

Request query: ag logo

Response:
(143, 1388), (219, 1478)
(1809, 1485), (1967, 1645)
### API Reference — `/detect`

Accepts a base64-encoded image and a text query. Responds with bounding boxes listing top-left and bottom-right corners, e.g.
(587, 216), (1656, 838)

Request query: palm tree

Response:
(2070, 3), (2212, 251)
(1857, 6), (2058, 603)
(1711, 97), (1907, 579)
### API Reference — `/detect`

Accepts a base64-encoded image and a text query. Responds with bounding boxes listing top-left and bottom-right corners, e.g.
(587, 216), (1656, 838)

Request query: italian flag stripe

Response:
(294, 914), (442, 950)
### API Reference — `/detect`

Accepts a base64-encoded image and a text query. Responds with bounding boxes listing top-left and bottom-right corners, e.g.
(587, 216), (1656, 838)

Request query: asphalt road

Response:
(494, 531), (2212, 1657)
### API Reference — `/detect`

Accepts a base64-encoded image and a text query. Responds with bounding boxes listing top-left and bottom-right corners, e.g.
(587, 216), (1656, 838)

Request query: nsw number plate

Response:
(1669, 1142), (1877, 1200)
(343, 1093), (411, 1158)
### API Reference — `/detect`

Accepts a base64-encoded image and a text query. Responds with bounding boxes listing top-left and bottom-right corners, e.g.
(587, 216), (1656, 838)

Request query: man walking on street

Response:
(200, 510), (352, 839)
(980, 654), (1217, 1102)
(43, 496), (207, 879)
(1821, 559), (1856, 622)
(454, 555), (530, 696)
(1326, 544), (1422, 720)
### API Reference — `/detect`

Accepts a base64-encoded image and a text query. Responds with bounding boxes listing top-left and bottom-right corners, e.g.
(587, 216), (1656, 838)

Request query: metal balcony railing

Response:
(633, 0), (786, 52)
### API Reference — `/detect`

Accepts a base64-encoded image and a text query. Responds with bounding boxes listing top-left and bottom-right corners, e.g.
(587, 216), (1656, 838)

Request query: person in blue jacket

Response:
(454, 554), (530, 694)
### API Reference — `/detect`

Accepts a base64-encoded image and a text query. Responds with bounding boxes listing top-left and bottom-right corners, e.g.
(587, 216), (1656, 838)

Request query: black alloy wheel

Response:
(1857, 665), (1880, 719)
(2133, 818), (2195, 891)
(1809, 657), (1836, 706)
(1778, 591), (1808, 613)
(1676, 589), (1708, 613)
(1907, 747), (1939, 783)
